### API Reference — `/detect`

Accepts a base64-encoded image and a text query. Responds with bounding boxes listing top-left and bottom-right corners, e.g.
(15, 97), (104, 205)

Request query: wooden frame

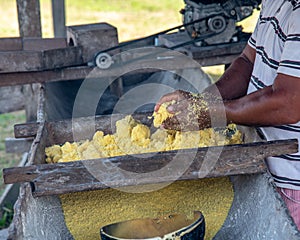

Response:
(3, 113), (298, 197)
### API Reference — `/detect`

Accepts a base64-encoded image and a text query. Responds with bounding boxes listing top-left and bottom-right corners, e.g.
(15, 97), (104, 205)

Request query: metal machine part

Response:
(182, 0), (261, 45)
(93, 0), (261, 68)
(95, 52), (114, 69)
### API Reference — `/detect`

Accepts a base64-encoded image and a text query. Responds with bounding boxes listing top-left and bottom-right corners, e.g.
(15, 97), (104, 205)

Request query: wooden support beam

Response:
(51, 0), (66, 38)
(0, 38), (22, 51)
(14, 122), (41, 139)
(16, 0), (42, 38)
(67, 23), (119, 63)
(22, 38), (67, 51)
(3, 139), (298, 196)
(0, 46), (83, 73)
(5, 138), (33, 154)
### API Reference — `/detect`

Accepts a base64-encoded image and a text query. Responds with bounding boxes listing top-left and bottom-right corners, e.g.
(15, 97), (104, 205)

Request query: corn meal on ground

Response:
(60, 177), (234, 240)
(46, 114), (241, 240)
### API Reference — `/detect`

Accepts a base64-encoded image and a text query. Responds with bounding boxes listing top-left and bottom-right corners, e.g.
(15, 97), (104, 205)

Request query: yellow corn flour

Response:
(60, 177), (234, 240)
(45, 114), (241, 240)
(152, 101), (174, 128)
(45, 115), (242, 163)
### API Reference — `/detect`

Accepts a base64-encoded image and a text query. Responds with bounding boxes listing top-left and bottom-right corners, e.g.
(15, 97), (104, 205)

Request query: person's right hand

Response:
(154, 90), (213, 131)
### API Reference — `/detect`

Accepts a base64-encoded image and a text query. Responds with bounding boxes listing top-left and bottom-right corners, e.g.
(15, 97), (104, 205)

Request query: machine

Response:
(182, 0), (261, 45)
(94, 0), (261, 68)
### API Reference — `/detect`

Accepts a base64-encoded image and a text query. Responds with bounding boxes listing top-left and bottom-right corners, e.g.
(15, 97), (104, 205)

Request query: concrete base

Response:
(0, 229), (8, 240)
(215, 174), (300, 240)
(8, 173), (300, 240)
(8, 183), (73, 240)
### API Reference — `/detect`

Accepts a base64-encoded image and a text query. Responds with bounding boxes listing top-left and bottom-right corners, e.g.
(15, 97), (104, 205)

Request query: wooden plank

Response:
(190, 41), (247, 59)
(23, 38), (67, 51)
(14, 113), (152, 141)
(16, 0), (42, 38)
(14, 122), (41, 139)
(23, 83), (40, 122)
(0, 46), (83, 73)
(0, 53), (201, 86)
(3, 139), (298, 197)
(0, 51), (43, 73)
(51, 0), (66, 38)
(42, 46), (83, 69)
(0, 66), (91, 87)
(159, 31), (248, 66)
(0, 38), (22, 51)
(5, 138), (33, 153)
(196, 54), (240, 67)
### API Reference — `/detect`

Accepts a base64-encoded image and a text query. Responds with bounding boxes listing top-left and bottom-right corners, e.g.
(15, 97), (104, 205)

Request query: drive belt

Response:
(93, 14), (227, 69)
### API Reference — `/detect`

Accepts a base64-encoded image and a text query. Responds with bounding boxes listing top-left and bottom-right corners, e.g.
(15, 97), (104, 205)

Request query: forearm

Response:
(224, 84), (300, 126)
(205, 45), (255, 100)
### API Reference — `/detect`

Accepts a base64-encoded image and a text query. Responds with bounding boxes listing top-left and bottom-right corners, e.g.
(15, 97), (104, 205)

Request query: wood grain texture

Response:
(17, 0), (42, 38)
(3, 139), (298, 197)
(0, 46), (83, 73)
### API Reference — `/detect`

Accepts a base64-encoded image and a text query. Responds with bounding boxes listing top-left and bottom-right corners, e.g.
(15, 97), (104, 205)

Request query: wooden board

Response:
(4, 113), (299, 197)
(17, 0), (42, 38)
(0, 32), (248, 87)
(158, 31), (248, 66)
(0, 38), (23, 51)
(3, 139), (298, 197)
(0, 46), (83, 73)
(5, 138), (33, 154)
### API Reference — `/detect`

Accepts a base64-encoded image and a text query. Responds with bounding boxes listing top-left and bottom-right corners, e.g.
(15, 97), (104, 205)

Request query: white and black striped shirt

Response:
(248, 0), (300, 190)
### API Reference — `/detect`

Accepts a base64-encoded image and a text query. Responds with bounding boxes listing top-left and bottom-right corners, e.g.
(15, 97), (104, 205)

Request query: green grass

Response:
(66, 0), (182, 13)
(0, 111), (26, 194)
(0, 203), (13, 230)
(0, 0), (257, 41)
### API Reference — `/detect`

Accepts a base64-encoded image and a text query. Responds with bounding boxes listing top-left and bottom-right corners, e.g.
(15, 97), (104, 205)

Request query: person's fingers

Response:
(154, 90), (188, 112)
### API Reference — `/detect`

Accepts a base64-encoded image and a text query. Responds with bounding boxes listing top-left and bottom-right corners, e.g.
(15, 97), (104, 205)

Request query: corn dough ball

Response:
(60, 142), (80, 162)
(116, 115), (138, 138)
(172, 131), (200, 149)
(131, 124), (150, 141)
(81, 143), (102, 160)
(45, 145), (62, 163)
(152, 101), (174, 128)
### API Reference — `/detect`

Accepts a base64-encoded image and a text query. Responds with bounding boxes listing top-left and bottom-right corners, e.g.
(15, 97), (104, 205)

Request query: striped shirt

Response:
(247, 0), (300, 190)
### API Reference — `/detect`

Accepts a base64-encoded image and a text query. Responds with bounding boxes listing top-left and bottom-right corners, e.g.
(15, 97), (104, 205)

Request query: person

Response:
(154, 0), (300, 230)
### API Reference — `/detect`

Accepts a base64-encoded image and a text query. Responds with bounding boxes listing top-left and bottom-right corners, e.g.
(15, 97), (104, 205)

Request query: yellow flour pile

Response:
(45, 115), (242, 163)
(45, 113), (240, 239)
(60, 177), (234, 240)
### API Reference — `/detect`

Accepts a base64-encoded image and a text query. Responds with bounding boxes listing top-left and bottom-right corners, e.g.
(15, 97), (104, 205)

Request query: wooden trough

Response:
(3, 106), (300, 239)
(4, 113), (298, 197)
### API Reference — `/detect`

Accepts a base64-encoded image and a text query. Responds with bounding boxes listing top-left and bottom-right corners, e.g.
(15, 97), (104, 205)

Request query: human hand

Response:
(155, 90), (214, 131)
